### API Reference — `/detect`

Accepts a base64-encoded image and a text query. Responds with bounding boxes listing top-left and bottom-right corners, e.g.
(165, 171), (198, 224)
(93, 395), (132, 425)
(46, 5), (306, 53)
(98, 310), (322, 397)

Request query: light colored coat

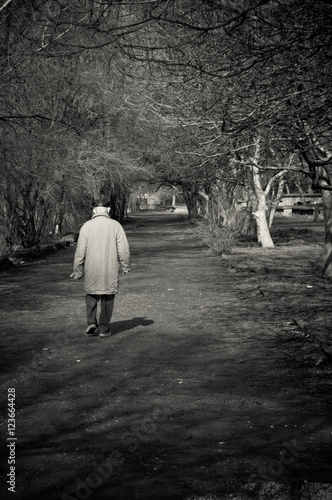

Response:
(73, 213), (130, 295)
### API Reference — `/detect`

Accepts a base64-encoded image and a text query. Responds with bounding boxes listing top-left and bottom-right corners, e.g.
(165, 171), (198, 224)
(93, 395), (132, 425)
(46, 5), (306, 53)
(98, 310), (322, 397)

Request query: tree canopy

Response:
(1, 0), (332, 272)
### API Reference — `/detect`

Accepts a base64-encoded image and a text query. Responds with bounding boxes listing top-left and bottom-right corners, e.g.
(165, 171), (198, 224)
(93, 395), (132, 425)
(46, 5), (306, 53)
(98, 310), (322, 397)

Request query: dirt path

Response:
(1, 213), (331, 500)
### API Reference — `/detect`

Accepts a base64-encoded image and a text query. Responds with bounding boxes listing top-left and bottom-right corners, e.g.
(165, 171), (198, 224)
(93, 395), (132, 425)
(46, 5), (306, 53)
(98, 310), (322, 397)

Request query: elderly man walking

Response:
(71, 200), (130, 338)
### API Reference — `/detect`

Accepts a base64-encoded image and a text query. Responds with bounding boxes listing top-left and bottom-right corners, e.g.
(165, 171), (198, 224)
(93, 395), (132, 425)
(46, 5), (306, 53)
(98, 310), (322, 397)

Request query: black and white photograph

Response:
(1, 1), (332, 499)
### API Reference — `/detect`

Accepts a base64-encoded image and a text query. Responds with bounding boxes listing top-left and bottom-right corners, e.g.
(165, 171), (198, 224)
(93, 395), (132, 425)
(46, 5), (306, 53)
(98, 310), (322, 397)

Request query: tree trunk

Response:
(253, 197), (275, 248)
(241, 206), (256, 237)
(251, 142), (275, 248)
(199, 190), (209, 216)
(182, 183), (199, 220)
(53, 180), (66, 236)
(269, 177), (285, 228)
(107, 183), (127, 221)
(300, 121), (332, 275)
(321, 189), (332, 277)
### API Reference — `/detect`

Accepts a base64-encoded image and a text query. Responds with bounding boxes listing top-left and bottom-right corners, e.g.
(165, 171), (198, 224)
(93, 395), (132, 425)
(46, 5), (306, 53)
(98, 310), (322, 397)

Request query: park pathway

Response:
(0, 213), (331, 500)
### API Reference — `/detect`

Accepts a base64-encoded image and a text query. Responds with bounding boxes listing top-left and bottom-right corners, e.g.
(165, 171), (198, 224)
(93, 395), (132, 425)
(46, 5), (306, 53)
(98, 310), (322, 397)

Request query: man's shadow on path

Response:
(111, 317), (154, 336)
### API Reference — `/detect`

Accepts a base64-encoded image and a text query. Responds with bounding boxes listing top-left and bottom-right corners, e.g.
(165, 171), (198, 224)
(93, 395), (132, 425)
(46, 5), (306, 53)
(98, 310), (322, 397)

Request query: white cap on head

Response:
(92, 199), (110, 214)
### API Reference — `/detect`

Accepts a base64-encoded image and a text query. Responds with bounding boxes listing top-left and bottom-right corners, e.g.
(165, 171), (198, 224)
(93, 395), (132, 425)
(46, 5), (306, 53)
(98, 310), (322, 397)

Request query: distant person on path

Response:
(70, 200), (130, 338)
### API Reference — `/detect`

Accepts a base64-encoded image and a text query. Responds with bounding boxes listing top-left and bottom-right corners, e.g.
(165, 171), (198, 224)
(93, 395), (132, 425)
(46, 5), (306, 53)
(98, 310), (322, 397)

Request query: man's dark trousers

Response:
(86, 294), (115, 330)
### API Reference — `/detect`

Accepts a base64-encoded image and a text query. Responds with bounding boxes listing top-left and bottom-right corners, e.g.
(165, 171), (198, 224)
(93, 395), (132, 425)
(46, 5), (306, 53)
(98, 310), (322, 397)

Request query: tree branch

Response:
(0, 0), (13, 14)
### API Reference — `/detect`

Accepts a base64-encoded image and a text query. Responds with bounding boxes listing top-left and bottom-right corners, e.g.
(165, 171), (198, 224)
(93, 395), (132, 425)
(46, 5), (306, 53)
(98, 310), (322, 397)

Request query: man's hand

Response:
(70, 272), (82, 280)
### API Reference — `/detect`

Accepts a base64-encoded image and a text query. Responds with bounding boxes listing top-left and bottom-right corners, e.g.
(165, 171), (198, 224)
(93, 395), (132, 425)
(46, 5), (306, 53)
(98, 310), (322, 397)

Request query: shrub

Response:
(193, 212), (242, 256)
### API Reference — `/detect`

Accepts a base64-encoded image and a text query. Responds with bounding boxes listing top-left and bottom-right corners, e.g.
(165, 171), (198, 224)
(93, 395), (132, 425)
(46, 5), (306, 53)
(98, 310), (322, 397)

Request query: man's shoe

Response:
(98, 326), (111, 338)
(86, 323), (98, 336)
